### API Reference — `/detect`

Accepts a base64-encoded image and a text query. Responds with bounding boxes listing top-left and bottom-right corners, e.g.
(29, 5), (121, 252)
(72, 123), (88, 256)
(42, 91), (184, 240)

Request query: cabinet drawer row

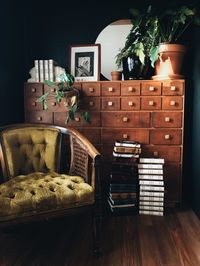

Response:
(25, 80), (184, 98)
(25, 96), (184, 111)
(25, 111), (183, 128)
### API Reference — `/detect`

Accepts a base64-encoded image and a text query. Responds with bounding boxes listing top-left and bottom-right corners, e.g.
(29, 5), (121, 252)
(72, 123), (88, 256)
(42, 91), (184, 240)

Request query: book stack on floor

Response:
(108, 140), (141, 215)
(138, 158), (165, 216)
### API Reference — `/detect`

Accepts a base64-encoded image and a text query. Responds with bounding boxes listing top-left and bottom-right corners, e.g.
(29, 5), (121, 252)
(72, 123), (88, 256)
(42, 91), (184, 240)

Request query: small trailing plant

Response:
(36, 73), (90, 124)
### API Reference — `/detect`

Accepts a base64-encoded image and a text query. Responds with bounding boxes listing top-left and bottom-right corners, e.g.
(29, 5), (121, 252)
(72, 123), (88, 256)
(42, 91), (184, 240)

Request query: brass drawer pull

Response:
(51, 102), (56, 106)
(165, 117), (170, 122)
(170, 100), (176, 106)
(32, 102), (36, 106)
(37, 117), (42, 121)
(75, 117), (80, 122)
(170, 86), (176, 91)
(108, 87), (114, 92)
(149, 86), (155, 91)
(128, 86), (133, 92)
(123, 134), (128, 139)
(122, 117), (128, 122)
(153, 151), (159, 156)
(149, 101), (154, 106)
(51, 88), (55, 92)
(108, 101), (113, 106)
(89, 87), (94, 92)
(165, 134), (171, 140)
(89, 101), (94, 106)
(31, 88), (36, 93)
(128, 101), (133, 106)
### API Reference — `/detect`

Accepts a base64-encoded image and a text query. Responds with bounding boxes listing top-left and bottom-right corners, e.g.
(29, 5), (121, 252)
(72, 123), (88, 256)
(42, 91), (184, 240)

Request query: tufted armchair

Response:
(0, 124), (101, 252)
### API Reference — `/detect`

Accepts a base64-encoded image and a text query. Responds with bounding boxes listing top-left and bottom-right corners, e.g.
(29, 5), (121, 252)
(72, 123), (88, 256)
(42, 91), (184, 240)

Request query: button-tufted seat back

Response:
(1, 127), (61, 178)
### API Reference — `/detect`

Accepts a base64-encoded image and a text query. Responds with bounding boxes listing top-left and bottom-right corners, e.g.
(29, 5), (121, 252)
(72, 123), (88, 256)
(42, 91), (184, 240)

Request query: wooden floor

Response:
(0, 208), (200, 266)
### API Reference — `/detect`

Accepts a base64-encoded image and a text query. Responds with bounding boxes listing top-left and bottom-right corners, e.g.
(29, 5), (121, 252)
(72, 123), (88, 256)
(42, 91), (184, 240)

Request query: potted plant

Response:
(150, 5), (200, 79)
(36, 73), (90, 124)
(116, 6), (158, 80)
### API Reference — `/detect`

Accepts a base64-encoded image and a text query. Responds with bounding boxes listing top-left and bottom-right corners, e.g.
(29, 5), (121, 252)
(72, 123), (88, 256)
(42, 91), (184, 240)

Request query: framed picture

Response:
(69, 44), (101, 81)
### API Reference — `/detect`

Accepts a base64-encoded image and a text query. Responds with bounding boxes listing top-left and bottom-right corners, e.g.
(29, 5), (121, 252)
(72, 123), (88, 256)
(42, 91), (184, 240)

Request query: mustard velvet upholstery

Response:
(0, 172), (94, 220)
(1, 127), (60, 177)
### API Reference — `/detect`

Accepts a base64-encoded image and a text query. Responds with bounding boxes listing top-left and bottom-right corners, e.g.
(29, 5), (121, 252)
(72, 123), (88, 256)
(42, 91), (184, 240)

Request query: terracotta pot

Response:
(152, 44), (186, 80)
(111, 71), (122, 80)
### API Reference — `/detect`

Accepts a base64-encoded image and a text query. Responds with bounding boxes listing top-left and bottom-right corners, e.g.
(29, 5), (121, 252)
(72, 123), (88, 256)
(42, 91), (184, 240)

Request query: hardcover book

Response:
(138, 164), (163, 169)
(140, 191), (164, 197)
(138, 169), (163, 175)
(139, 196), (164, 202)
(140, 185), (164, 192)
(110, 192), (137, 200)
(34, 60), (39, 82)
(39, 60), (44, 82)
(139, 174), (163, 180)
(115, 140), (141, 148)
(114, 146), (141, 154)
(139, 201), (164, 206)
(139, 210), (163, 216)
(139, 158), (165, 164)
(139, 180), (164, 186)
(113, 151), (139, 158)
(139, 205), (163, 211)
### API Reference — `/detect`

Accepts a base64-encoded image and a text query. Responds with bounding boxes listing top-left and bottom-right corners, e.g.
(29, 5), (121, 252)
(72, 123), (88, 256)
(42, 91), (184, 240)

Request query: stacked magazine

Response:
(138, 158), (165, 216)
(113, 140), (141, 159)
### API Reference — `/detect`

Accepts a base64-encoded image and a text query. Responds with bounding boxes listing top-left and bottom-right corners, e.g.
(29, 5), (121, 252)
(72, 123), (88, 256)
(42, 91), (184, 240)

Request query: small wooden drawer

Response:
(152, 112), (182, 128)
(150, 129), (182, 145)
(142, 146), (181, 162)
(24, 83), (43, 97)
(101, 82), (120, 96)
(73, 82), (82, 90)
(141, 97), (161, 110)
(81, 97), (101, 110)
(25, 111), (53, 123)
(54, 111), (101, 127)
(162, 96), (183, 110)
(162, 81), (184, 95)
(24, 97), (43, 111)
(82, 83), (101, 96)
(102, 112), (150, 128)
(121, 82), (140, 95)
(121, 97), (140, 110)
(141, 81), (161, 95)
(76, 128), (101, 144)
(102, 129), (149, 144)
(45, 98), (67, 112)
(101, 97), (120, 110)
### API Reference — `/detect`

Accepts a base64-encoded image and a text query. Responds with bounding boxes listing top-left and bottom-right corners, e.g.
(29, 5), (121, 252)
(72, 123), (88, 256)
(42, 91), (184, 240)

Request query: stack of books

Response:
(108, 161), (138, 214)
(113, 140), (141, 159)
(34, 59), (55, 82)
(138, 158), (165, 216)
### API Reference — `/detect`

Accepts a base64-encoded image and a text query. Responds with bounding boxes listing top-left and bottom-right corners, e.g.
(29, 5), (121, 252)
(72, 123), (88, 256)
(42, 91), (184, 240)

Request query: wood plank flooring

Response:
(0, 207), (199, 266)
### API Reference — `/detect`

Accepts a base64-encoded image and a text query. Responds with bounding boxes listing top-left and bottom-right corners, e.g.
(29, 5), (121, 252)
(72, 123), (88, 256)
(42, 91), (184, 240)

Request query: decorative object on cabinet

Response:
(111, 71), (122, 81)
(95, 19), (132, 80)
(115, 6), (157, 80)
(36, 73), (90, 124)
(24, 79), (185, 207)
(69, 44), (101, 82)
(0, 124), (101, 253)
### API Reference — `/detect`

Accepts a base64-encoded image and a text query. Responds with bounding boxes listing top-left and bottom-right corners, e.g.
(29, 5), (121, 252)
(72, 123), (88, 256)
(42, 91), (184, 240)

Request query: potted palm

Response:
(116, 6), (158, 80)
(150, 5), (200, 79)
(36, 73), (90, 124)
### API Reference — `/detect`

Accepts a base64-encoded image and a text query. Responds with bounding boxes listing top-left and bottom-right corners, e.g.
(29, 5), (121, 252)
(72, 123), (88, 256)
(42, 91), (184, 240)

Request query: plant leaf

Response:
(134, 42), (145, 65)
(82, 111), (90, 123)
(36, 92), (50, 103)
(150, 46), (159, 67)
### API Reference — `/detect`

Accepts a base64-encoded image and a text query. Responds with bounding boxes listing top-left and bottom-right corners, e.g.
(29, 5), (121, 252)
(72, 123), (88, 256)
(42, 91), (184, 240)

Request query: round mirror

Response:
(95, 19), (132, 80)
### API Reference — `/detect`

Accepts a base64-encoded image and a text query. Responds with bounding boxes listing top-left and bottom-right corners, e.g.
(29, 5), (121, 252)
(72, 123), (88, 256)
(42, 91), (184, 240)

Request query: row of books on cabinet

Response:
(139, 157), (165, 216)
(34, 59), (55, 82)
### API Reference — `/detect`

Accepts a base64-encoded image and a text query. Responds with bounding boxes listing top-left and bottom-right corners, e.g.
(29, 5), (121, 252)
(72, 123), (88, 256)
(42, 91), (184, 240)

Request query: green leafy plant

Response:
(36, 73), (90, 124)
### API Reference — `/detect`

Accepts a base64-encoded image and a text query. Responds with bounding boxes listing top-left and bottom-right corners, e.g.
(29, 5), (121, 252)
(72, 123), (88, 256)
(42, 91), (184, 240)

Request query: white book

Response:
(139, 180), (164, 186)
(138, 164), (163, 169)
(139, 205), (163, 211)
(139, 196), (164, 202)
(139, 210), (163, 216)
(108, 199), (135, 208)
(140, 185), (164, 192)
(39, 60), (44, 82)
(139, 175), (163, 180)
(48, 59), (54, 81)
(44, 60), (49, 81)
(139, 201), (164, 206)
(140, 191), (164, 197)
(115, 140), (141, 148)
(139, 158), (164, 164)
(138, 169), (163, 175)
(34, 60), (39, 82)
(112, 151), (139, 158)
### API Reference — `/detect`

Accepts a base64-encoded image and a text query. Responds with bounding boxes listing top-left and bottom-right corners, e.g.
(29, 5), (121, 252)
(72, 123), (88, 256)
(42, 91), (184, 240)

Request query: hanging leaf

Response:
(150, 46), (159, 67)
(134, 42), (145, 65)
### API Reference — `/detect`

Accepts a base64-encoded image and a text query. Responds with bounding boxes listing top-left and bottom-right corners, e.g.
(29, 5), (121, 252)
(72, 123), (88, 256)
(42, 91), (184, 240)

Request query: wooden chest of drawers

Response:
(24, 80), (185, 206)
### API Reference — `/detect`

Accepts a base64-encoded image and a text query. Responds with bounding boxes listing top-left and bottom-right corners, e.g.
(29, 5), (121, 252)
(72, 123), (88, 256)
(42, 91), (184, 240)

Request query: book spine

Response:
(138, 164), (163, 169)
(115, 141), (141, 148)
(138, 169), (163, 175)
(34, 60), (39, 82)
(139, 210), (163, 216)
(140, 191), (164, 197)
(140, 185), (164, 191)
(139, 201), (164, 206)
(48, 59), (54, 81)
(113, 151), (139, 158)
(39, 60), (44, 82)
(139, 175), (163, 180)
(139, 205), (163, 211)
(139, 196), (164, 202)
(44, 60), (49, 81)
(114, 146), (141, 154)
(139, 158), (164, 164)
(139, 180), (164, 186)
